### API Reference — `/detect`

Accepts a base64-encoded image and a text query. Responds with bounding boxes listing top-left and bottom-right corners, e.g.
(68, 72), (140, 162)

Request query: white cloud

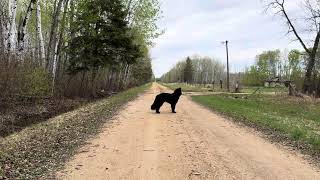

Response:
(152, 0), (309, 77)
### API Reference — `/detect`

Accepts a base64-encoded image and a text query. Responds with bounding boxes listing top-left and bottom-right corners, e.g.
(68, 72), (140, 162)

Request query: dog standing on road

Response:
(151, 88), (182, 114)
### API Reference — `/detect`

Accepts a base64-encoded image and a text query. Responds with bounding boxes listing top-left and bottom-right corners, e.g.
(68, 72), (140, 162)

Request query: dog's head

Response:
(174, 88), (182, 96)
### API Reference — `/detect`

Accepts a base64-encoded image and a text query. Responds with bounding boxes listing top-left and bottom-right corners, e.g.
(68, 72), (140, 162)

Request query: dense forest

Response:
(0, 0), (161, 98)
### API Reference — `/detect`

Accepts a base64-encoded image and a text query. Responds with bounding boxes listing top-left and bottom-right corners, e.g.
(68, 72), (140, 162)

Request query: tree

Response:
(288, 49), (303, 80)
(0, 0), (161, 98)
(131, 57), (153, 86)
(0, 1), (8, 57)
(36, 0), (45, 67)
(256, 50), (280, 78)
(67, 0), (143, 95)
(68, 0), (141, 72)
(184, 57), (193, 84)
(17, 0), (36, 53)
(123, 0), (163, 45)
(162, 56), (225, 85)
(7, 0), (18, 54)
(244, 51), (272, 86)
(266, 0), (320, 94)
(243, 49), (304, 87)
(46, 0), (64, 72)
(243, 65), (265, 86)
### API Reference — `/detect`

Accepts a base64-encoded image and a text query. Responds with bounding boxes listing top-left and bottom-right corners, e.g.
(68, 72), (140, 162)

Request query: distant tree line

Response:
(161, 56), (225, 85)
(0, 0), (161, 98)
(242, 47), (320, 97)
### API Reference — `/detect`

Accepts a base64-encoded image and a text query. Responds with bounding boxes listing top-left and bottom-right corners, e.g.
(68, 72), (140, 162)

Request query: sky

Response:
(151, 0), (312, 77)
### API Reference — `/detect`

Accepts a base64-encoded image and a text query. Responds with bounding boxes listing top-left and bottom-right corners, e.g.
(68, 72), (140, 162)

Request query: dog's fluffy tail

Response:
(151, 96), (158, 110)
(151, 103), (156, 110)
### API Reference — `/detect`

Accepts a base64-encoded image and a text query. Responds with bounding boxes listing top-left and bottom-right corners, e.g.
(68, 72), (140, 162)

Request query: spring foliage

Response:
(0, 0), (162, 97)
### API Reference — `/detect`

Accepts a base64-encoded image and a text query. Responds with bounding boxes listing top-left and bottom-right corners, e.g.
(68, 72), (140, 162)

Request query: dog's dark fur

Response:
(151, 88), (182, 114)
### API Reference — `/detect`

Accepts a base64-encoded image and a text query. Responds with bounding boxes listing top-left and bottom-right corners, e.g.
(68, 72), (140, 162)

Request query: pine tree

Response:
(67, 0), (142, 74)
(184, 57), (193, 84)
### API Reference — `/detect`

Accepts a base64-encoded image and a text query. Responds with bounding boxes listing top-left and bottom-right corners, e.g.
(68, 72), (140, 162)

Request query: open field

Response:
(159, 83), (223, 92)
(0, 84), (150, 179)
(241, 86), (289, 94)
(192, 94), (320, 156)
(161, 82), (289, 95)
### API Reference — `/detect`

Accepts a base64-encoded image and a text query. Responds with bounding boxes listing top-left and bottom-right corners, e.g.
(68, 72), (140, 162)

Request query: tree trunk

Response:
(118, 64), (128, 89)
(51, 39), (59, 95)
(0, 14), (6, 57)
(303, 30), (320, 94)
(317, 78), (320, 98)
(1, 2), (9, 54)
(109, 70), (115, 90)
(69, 0), (75, 61)
(46, 0), (64, 72)
(7, 0), (17, 54)
(17, 0), (36, 53)
(91, 68), (98, 97)
(303, 54), (317, 94)
(124, 64), (131, 87)
(36, 0), (46, 68)
(55, 0), (69, 81)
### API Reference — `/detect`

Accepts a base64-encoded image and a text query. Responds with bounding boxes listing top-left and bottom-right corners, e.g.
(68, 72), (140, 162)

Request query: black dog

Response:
(151, 88), (182, 114)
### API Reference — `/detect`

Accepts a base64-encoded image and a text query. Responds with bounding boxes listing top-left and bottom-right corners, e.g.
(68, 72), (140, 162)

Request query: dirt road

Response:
(57, 83), (320, 180)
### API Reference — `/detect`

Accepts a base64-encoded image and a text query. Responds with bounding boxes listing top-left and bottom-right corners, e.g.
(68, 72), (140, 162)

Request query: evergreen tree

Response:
(184, 57), (193, 84)
(67, 0), (142, 74)
(131, 57), (153, 85)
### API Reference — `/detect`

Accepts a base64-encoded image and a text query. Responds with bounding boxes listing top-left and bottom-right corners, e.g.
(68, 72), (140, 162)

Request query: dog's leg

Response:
(156, 108), (160, 114)
(171, 104), (176, 113)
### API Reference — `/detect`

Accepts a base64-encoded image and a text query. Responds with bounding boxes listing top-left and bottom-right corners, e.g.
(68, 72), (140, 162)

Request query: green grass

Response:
(0, 83), (150, 179)
(161, 83), (288, 94)
(160, 83), (226, 92)
(241, 86), (288, 94)
(192, 94), (320, 154)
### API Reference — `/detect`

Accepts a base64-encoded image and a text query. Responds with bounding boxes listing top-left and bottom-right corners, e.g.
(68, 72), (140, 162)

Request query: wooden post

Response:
(225, 40), (230, 92)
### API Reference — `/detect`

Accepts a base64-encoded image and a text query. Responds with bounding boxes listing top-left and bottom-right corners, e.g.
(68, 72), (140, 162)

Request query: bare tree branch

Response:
(266, 0), (311, 54)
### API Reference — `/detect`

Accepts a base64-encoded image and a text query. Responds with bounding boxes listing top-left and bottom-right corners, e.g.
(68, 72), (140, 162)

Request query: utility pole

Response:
(224, 40), (230, 92)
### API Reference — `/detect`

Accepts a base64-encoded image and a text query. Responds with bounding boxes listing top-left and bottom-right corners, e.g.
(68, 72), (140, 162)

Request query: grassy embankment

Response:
(0, 83), (150, 179)
(192, 94), (320, 156)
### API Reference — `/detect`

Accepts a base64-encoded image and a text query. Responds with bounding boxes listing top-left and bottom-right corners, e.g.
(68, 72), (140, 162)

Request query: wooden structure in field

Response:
(264, 77), (293, 88)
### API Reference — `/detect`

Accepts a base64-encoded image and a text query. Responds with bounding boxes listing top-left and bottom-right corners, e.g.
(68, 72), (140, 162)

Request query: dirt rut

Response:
(57, 83), (320, 180)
